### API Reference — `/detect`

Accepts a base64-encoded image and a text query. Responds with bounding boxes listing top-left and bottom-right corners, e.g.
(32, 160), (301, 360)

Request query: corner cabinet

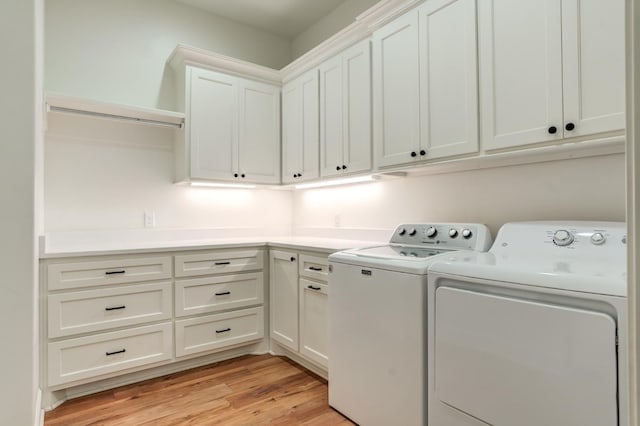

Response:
(373, 0), (479, 169)
(319, 39), (372, 178)
(177, 66), (281, 184)
(281, 68), (320, 184)
(479, 0), (625, 151)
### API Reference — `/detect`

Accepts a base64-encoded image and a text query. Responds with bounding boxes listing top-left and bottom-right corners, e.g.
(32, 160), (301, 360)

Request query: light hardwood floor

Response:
(45, 354), (354, 425)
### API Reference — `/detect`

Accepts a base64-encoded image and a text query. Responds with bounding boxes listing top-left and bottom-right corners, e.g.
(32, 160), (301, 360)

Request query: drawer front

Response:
(47, 322), (172, 387)
(48, 256), (172, 291)
(299, 254), (329, 282)
(175, 273), (264, 317)
(175, 307), (264, 357)
(48, 282), (172, 338)
(299, 279), (329, 368)
(175, 249), (264, 278)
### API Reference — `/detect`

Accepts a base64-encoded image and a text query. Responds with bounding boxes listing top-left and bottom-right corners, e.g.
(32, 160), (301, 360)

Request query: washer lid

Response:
(329, 244), (451, 274)
(429, 251), (626, 297)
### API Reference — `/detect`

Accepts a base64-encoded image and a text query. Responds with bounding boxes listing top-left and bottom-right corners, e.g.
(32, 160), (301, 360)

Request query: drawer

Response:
(47, 256), (172, 291)
(175, 307), (264, 357)
(48, 282), (172, 338)
(175, 249), (264, 277)
(47, 322), (172, 387)
(175, 273), (264, 317)
(299, 254), (329, 282)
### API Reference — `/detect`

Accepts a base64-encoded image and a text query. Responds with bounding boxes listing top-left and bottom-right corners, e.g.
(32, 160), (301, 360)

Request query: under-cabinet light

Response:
(294, 175), (379, 190)
(190, 182), (257, 189)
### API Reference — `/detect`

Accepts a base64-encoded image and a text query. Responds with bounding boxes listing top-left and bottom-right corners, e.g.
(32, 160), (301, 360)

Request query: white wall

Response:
(44, 113), (292, 234)
(292, 0), (381, 59)
(293, 154), (626, 238)
(0, 0), (41, 424)
(45, 0), (292, 110)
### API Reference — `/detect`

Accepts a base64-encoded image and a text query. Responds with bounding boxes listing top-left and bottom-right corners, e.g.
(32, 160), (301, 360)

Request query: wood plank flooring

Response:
(45, 354), (355, 425)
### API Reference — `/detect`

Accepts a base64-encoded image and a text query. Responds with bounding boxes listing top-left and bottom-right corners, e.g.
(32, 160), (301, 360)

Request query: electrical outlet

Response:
(144, 211), (156, 228)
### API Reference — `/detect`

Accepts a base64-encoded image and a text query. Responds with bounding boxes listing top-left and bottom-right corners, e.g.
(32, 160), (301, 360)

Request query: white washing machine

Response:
(427, 221), (627, 426)
(328, 223), (493, 426)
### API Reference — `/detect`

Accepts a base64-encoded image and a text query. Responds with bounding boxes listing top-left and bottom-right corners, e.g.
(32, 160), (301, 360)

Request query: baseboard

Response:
(34, 388), (43, 426)
(269, 343), (328, 380)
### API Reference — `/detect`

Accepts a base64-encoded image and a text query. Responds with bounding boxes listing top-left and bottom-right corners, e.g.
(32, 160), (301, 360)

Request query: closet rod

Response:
(47, 105), (184, 129)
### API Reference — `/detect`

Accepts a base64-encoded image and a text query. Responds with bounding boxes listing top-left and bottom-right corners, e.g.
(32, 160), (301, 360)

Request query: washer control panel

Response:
(390, 223), (492, 251)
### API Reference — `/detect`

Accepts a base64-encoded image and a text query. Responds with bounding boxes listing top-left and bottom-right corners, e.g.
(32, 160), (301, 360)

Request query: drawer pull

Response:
(215, 261), (231, 266)
(309, 266), (323, 271)
(307, 285), (322, 291)
(105, 270), (126, 275)
(106, 349), (126, 356)
(215, 291), (231, 296)
(105, 305), (126, 311)
(216, 327), (231, 334)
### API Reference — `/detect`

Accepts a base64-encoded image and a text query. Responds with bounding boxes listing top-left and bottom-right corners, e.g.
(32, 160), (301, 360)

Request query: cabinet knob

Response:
(565, 122), (575, 131)
(290, 257), (296, 262)
(419, 150), (426, 156)
(293, 174), (297, 178)
(548, 126), (557, 134)
(241, 174), (245, 178)
(342, 165), (347, 170)
(298, 173), (302, 177)
(411, 151), (417, 157)
(234, 173), (239, 178)
(336, 166), (341, 171)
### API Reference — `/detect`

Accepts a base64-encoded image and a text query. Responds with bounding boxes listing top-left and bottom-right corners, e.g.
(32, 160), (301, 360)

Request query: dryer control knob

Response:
(425, 226), (437, 238)
(591, 232), (606, 245)
(398, 227), (407, 236)
(461, 228), (473, 239)
(448, 228), (458, 238)
(553, 230), (574, 246)
(408, 228), (417, 236)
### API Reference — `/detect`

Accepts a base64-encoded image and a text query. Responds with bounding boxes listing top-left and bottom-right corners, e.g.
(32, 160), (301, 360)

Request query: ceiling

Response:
(176, 0), (347, 38)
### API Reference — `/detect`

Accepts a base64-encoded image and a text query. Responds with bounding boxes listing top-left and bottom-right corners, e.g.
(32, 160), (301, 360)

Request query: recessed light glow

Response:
(295, 175), (378, 190)
(190, 182), (257, 189)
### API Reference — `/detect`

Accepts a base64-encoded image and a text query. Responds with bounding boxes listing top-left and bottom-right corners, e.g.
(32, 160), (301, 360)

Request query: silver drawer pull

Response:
(307, 285), (322, 291)
(216, 327), (231, 334)
(215, 291), (231, 296)
(215, 261), (231, 266)
(105, 305), (126, 311)
(105, 270), (126, 275)
(106, 349), (126, 356)
(309, 266), (323, 271)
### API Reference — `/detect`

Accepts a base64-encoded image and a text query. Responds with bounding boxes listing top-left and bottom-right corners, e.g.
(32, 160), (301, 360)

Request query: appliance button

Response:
(398, 227), (407, 236)
(408, 228), (417, 236)
(461, 229), (473, 239)
(553, 229), (574, 246)
(425, 226), (437, 238)
(448, 228), (458, 238)
(590, 232), (606, 245)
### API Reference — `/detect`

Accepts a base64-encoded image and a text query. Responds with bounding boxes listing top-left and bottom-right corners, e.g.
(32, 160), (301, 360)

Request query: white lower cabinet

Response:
(270, 250), (329, 370)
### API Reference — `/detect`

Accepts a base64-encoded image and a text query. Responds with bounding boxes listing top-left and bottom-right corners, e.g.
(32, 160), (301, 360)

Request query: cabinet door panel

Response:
(373, 11), (421, 168)
(299, 279), (328, 368)
(479, 0), (563, 150)
(238, 80), (281, 184)
(343, 40), (372, 175)
(419, 0), (478, 159)
(269, 250), (299, 351)
(320, 57), (345, 177)
(300, 70), (320, 181)
(188, 67), (237, 180)
(561, 0), (625, 136)
(282, 82), (302, 184)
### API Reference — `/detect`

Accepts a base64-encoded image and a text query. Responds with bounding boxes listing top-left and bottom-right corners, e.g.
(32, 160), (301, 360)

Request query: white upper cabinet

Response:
(282, 68), (320, 184)
(479, 0), (624, 151)
(181, 66), (280, 184)
(320, 39), (372, 178)
(374, 0), (478, 169)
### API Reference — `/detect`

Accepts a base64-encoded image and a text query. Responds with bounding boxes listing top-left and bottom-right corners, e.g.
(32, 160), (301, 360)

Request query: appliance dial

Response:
(461, 228), (473, 239)
(448, 228), (458, 238)
(425, 226), (437, 238)
(408, 228), (417, 236)
(398, 227), (406, 236)
(590, 232), (606, 245)
(553, 229), (574, 246)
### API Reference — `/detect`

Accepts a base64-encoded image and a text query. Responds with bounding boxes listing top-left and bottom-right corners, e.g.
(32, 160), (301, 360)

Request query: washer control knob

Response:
(553, 229), (574, 246)
(408, 228), (417, 236)
(448, 228), (458, 238)
(398, 227), (407, 236)
(425, 226), (437, 238)
(591, 232), (606, 245)
(461, 228), (473, 239)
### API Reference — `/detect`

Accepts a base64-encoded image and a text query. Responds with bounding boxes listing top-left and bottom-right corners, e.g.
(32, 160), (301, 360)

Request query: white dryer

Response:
(427, 221), (627, 426)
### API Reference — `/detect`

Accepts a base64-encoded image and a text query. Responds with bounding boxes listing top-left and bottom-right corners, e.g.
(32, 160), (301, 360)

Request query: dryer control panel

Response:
(390, 223), (493, 252)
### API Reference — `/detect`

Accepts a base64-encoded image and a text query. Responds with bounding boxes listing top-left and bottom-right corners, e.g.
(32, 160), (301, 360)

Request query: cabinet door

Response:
(373, 10), (421, 168)
(342, 39), (372, 175)
(479, 0), (564, 150)
(320, 55), (345, 177)
(187, 67), (238, 181)
(282, 80), (302, 184)
(299, 70), (320, 181)
(269, 250), (299, 351)
(299, 278), (328, 368)
(419, 0), (478, 159)
(238, 79), (281, 184)
(561, 0), (625, 137)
